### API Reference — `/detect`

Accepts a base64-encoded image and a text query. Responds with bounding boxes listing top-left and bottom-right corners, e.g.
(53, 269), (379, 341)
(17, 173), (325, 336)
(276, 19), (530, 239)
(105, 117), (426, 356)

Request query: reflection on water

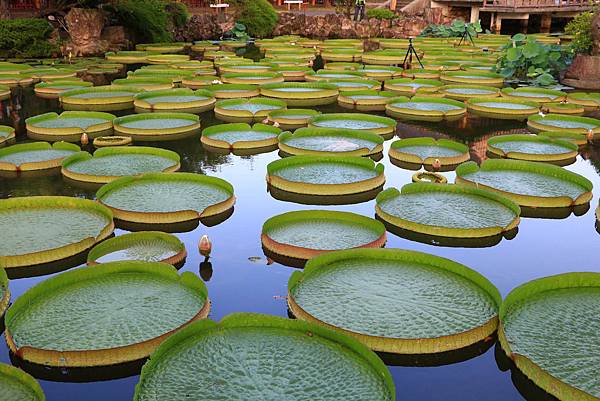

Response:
(1, 83), (599, 401)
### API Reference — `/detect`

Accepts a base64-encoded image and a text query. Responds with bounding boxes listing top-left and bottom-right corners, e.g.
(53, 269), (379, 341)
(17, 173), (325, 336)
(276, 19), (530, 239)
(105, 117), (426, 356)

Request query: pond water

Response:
(1, 84), (600, 401)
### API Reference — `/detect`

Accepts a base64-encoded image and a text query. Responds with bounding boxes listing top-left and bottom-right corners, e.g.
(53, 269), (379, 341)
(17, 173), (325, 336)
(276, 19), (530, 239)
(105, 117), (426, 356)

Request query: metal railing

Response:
(482, 0), (596, 9)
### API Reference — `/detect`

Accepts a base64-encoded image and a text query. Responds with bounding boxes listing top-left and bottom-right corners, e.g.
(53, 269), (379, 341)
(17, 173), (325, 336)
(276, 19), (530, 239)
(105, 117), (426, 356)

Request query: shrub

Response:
(366, 8), (398, 20)
(110, 0), (172, 43)
(565, 10), (595, 55)
(0, 18), (58, 58)
(229, 0), (278, 38)
(495, 34), (572, 86)
(166, 1), (191, 28)
(420, 19), (482, 38)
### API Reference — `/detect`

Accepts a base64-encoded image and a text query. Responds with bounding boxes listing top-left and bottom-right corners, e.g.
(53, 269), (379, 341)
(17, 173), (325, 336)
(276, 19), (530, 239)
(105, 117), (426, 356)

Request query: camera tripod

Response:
(457, 26), (475, 47)
(402, 38), (423, 69)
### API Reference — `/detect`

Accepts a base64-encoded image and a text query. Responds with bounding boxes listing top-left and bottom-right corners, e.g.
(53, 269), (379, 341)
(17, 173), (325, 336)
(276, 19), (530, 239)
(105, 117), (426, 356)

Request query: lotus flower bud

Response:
(212, 79), (222, 85)
(262, 118), (270, 124)
(80, 132), (89, 146)
(538, 111), (545, 117)
(199, 235), (212, 257)
(587, 129), (594, 143)
(432, 159), (442, 171)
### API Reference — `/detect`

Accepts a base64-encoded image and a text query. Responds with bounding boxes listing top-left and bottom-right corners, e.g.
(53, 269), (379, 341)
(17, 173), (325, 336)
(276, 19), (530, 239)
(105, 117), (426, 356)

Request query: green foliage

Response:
(419, 19), (482, 38)
(110, 0), (172, 43)
(495, 34), (572, 86)
(229, 0), (278, 38)
(366, 8), (398, 20)
(565, 10), (595, 55)
(0, 18), (58, 58)
(335, 0), (355, 17)
(224, 23), (251, 42)
(166, 1), (191, 28)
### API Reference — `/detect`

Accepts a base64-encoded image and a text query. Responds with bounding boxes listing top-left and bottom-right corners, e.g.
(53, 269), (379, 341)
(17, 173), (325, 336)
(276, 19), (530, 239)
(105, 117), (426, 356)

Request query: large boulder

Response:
(64, 8), (109, 56)
(173, 14), (235, 41)
(561, 10), (600, 90)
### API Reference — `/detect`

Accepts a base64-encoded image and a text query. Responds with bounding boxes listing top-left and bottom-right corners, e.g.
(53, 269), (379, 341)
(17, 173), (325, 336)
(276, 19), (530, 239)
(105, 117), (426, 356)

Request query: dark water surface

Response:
(1, 85), (599, 401)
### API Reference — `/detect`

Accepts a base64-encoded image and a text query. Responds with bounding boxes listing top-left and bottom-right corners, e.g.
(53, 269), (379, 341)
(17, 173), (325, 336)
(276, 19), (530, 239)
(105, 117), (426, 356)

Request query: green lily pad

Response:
(0, 363), (44, 401)
(309, 113), (396, 138)
(487, 134), (577, 163)
(527, 113), (600, 133)
(62, 146), (180, 183)
(97, 172), (235, 224)
(0, 196), (113, 269)
(201, 123), (280, 149)
(455, 159), (593, 208)
(5, 261), (208, 367)
(0, 142), (80, 170)
(499, 273), (600, 401)
(288, 249), (501, 353)
(87, 231), (186, 265)
(279, 127), (383, 156)
(376, 184), (520, 238)
(134, 313), (395, 401)
(262, 210), (385, 265)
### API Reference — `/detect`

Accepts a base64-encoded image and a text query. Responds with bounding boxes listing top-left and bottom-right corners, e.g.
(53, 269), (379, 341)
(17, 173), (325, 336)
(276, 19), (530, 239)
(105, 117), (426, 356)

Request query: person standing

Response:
(354, 0), (366, 21)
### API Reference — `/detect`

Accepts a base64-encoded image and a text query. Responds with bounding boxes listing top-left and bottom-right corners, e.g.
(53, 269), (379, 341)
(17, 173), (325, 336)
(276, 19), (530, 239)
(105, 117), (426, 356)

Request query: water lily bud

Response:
(432, 159), (442, 171)
(273, 121), (280, 128)
(262, 118), (270, 124)
(199, 235), (212, 257)
(587, 129), (594, 143)
(80, 132), (89, 145)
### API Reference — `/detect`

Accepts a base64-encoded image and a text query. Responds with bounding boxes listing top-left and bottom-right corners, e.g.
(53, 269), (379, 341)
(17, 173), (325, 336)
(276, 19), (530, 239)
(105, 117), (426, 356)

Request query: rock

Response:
(64, 8), (109, 57)
(562, 54), (600, 90)
(173, 14), (235, 41)
(272, 12), (428, 39)
(101, 26), (131, 51)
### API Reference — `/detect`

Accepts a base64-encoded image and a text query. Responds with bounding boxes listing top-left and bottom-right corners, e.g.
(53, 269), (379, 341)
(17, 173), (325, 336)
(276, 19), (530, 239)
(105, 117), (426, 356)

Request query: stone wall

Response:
(272, 12), (428, 39)
(174, 12), (428, 41)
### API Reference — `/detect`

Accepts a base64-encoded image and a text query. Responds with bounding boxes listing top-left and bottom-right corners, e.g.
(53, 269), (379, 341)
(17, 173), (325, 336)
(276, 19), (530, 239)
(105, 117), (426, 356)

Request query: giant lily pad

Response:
(60, 86), (140, 111)
(337, 90), (397, 112)
(0, 196), (113, 269)
(260, 82), (339, 106)
(439, 85), (500, 101)
(221, 72), (284, 85)
(376, 183), (520, 239)
(201, 123), (280, 151)
(105, 51), (156, 64)
(501, 87), (566, 103)
(467, 98), (540, 120)
(267, 109), (321, 130)
(389, 137), (470, 169)
(26, 111), (115, 142)
(324, 79), (381, 92)
(97, 172), (235, 225)
(262, 210), (386, 266)
(309, 113), (396, 139)
(206, 83), (260, 99)
(87, 231), (186, 266)
(0, 363), (44, 401)
(0, 84), (9, 101)
(267, 155), (385, 196)
(305, 70), (365, 82)
(134, 88), (215, 113)
(440, 71), (504, 87)
(386, 96), (467, 122)
(383, 78), (443, 96)
(112, 77), (174, 91)
(34, 79), (93, 99)
(62, 146), (180, 184)
(219, 62), (274, 74)
(0, 142), (80, 173)
(134, 313), (395, 401)
(288, 248), (501, 353)
(527, 114), (600, 139)
(357, 66), (402, 80)
(279, 127), (383, 157)
(0, 125), (15, 147)
(566, 92), (600, 111)
(214, 98), (287, 123)
(455, 159), (593, 208)
(499, 273), (600, 401)
(5, 261), (209, 367)
(487, 134), (578, 164)
(113, 112), (201, 141)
